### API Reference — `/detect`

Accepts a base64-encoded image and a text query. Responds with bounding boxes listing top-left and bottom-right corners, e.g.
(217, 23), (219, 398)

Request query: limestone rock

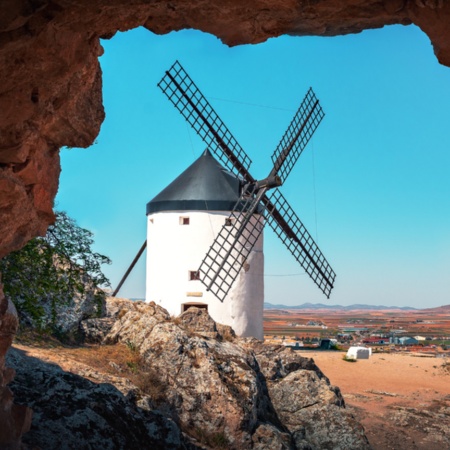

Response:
(104, 296), (139, 319)
(104, 300), (171, 350)
(79, 317), (115, 343)
(100, 300), (370, 449)
(270, 370), (369, 449)
(248, 342), (370, 449)
(177, 306), (220, 338)
(176, 306), (237, 341)
(80, 296), (140, 342)
(7, 347), (189, 450)
(251, 423), (292, 450)
(6, 299), (371, 448)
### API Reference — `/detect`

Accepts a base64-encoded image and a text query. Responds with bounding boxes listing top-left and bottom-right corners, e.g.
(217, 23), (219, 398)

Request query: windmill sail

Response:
(158, 60), (254, 181)
(199, 185), (335, 301)
(264, 189), (335, 298)
(157, 61), (336, 303)
(271, 88), (324, 184)
(199, 188), (265, 301)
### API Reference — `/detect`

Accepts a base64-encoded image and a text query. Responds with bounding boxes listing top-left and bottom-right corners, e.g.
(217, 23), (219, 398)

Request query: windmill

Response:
(114, 61), (336, 339)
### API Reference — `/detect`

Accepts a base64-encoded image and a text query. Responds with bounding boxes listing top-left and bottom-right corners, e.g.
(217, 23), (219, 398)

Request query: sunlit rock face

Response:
(0, 1), (449, 446)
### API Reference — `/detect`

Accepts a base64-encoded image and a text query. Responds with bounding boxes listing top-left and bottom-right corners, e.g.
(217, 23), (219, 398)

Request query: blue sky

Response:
(56, 24), (450, 308)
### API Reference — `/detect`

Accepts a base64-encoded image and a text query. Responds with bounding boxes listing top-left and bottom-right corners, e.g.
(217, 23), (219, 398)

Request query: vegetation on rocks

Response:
(0, 211), (111, 334)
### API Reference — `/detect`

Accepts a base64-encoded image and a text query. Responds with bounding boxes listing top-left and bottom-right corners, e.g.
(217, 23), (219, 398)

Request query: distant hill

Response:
(264, 302), (417, 311)
(419, 304), (450, 313)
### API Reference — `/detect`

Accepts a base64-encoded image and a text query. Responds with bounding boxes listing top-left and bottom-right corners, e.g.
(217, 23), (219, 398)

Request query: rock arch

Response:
(1, 1), (449, 445)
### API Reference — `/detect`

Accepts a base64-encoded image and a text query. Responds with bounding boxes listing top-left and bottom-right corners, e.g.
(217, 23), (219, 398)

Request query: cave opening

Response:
(55, 25), (450, 309)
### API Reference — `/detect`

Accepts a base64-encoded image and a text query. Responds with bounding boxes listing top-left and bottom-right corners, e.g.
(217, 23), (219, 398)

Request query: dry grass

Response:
(15, 332), (168, 403)
(133, 368), (167, 403)
(191, 427), (230, 449)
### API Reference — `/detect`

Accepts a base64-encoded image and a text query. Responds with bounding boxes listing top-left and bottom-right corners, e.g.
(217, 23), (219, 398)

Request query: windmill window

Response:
(149, 218), (154, 224)
(179, 216), (190, 225)
(189, 270), (200, 281)
(182, 303), (208, 313)
(225, 218), (234, 227)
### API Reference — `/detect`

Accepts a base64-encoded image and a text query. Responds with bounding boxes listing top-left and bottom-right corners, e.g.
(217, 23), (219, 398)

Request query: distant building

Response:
(319, 339), (337, 350)
(283, 341), (304, 349)
(397, 337), (419, 346)
(346, 346), (371, 360)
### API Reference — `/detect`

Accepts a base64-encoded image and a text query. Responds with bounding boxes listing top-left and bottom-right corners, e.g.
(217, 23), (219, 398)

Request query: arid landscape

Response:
(264, 305), (450, 343)
(264, 305), (450, 449)
(7, 303), (449, 449)
(309, 351), (450, 450)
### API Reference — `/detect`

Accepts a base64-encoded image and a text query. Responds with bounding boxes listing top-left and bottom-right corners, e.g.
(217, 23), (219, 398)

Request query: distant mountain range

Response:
(264, 302), (418, 311)
(127, 297), (449, 313)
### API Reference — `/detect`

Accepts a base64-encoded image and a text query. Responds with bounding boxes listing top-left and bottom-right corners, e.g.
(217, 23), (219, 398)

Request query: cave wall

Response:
(0, 0), (449, 260)
(0, 0), (449, 446)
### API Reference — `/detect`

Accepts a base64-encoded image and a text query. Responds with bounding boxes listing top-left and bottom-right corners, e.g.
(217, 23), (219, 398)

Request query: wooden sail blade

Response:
(271, 88), (324, 184)
(264, 189), (335, 298)
(198, 193), (264, 302)
(158, 61), (254, 182)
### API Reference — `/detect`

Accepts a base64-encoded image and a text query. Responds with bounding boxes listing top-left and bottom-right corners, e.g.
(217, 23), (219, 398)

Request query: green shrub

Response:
(0, 211), (111, 332)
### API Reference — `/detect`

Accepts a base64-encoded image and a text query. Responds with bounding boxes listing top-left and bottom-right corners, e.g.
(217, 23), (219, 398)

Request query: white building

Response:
(146, 149), (264, 339)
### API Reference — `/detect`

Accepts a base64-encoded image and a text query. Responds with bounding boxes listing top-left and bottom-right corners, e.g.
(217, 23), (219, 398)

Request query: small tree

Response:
(0, 211), (111, 332)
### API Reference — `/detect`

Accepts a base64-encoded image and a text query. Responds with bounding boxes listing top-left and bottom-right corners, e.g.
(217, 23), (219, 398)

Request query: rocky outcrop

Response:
(70, 299), (372, 449)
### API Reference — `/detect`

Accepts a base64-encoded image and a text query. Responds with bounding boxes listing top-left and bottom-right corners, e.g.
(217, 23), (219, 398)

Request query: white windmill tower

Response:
(145, 149), (264, 339)
(114, 62), (336, 340)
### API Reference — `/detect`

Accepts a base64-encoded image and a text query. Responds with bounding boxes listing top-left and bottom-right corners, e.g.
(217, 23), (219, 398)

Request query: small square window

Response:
(225, 218), (234, 227)
(179, 216), (190, 225)
(189, 270), (200, 281)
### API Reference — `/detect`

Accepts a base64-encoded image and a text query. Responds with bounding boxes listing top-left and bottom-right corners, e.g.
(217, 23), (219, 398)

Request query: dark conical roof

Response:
(146, 149), (242, 214)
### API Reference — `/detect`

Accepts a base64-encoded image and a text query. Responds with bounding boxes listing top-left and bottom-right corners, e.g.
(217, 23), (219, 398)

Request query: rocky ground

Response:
(6, 298), (370, 449)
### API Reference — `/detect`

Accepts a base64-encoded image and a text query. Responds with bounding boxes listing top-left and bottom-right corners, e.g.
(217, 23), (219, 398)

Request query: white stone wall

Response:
(146, 210), (264, 339)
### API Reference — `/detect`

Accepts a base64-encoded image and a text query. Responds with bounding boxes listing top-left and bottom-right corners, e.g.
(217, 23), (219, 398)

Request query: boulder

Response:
(101, 300), (371, 449)
(79, 317), (115, 343)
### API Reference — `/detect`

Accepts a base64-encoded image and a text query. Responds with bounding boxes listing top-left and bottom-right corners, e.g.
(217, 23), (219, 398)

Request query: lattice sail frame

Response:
(265, 189), (336, 298)
(199, 189), (264, 302)
(158, 61), (253, 180)
(158, 61), (336, 302)
(271, 88), (325, 184)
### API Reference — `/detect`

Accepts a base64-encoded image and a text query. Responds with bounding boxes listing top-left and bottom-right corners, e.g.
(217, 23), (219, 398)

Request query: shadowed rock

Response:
(7, 348), (188, 450)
